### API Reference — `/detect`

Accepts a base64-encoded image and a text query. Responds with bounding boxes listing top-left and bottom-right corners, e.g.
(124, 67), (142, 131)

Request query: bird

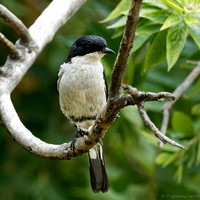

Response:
(57, 35), (115, 193)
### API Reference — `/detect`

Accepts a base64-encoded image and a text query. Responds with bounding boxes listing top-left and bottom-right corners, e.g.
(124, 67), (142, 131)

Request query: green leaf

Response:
(131, 20), (162, 52)
(156, 152), (179, 166)
(184, 0), (200, 12)
(160, 0), (185, 13)
(160, 14), (183, 30)
(136, 23), (162, 35)
(191, 104), (200, 115)
(111, 27), (124, 38)
(175, 163), (183, 183)
(143, 0), (169, 10)
(107, 16), (126, 29)
(172, 111), (194, 136)
(191, 12), (200, 21)
(187, 147), (196, 168)
(144, 30), (167, 71)
(167, 22), (188, 70)
(184, 15), (199, 25)
(155, 152), (171, 165)
(196, 139), (200, 165)
(140, 5), (162, 15)
(132, 33), (152, 52)
(140, 9), (170, 24)
(100, 0), (131, 23)
(188, 22), (200, 48)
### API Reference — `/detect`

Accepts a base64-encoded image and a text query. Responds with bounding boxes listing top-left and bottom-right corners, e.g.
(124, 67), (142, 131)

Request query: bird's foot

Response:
(70, 129), (84, 151)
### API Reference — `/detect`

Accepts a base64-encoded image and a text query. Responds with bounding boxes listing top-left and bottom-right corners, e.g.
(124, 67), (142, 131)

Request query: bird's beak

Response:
(102, 47), (115, 54)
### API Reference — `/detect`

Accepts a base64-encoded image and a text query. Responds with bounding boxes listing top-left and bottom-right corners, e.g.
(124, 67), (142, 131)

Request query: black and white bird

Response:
(57, 35), (115, 193)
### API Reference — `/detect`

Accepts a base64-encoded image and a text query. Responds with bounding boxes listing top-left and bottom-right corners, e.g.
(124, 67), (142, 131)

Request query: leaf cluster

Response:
(101, 0), (200, 185)
(102, 0), (200, 71)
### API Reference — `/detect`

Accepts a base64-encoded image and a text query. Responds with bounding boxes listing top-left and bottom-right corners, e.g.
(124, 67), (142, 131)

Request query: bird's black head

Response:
(66, 35), (115, 62)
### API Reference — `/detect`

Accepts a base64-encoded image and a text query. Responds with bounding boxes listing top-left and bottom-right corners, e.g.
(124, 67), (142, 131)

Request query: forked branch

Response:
(0, 0), (185, 160)
(0, 4), (32, 43)
(159, 61), (200, 148)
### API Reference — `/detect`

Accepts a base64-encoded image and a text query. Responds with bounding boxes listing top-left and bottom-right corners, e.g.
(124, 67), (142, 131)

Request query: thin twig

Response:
(123, 84), (177, 102)
(109, 0), (142, 98)
(122, 84), (184, 149)
(0, 33), (21, 59)
(159, 61), (200, 148)
(0, 4), (32, 43)
(137, 102), (185, 149)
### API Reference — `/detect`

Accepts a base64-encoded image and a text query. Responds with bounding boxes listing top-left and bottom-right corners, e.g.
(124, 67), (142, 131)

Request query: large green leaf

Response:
(184, 15), (199, 25)
(100, 0), (131, 23)
(140, 5), (162, 15)
(132, 33), (152, 52)
(111, 27), (124, 38)
(132, 20), (162, 52)
(188, 22), (200, 48)
(143, 0), (168, 9)
(140, 9), (170, 24)
(161, 0), (185, 13)
(144, 30), (167, 71)
(136, 23), (162, 35)
(176, 0), (189, 8)
(160, 14), (183, 30)
(167, 22), (188, 70)
(107, 16), (126, 29)
(172, 111), (194, 136)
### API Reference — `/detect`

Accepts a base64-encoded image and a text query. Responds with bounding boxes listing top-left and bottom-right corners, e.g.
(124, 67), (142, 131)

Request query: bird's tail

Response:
(88, 142), (110, 193)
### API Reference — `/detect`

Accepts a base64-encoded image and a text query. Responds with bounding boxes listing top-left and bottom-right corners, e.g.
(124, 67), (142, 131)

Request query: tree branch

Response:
(0, 0), (185, 160)
(123, 84), (177, 103)
(159, 61), (200, 147)
(137, 102), (185, 149)
(109, 0), (142, 98)
(0, 4), (33, 44)
(0, 0), (87, 159)
(0, 33), (21, 59)
(121, 84), (185, 149)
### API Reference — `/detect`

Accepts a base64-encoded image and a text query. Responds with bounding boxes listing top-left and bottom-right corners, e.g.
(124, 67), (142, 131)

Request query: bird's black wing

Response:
(103, 69), (108, 100)
(56, 66), (62, 94)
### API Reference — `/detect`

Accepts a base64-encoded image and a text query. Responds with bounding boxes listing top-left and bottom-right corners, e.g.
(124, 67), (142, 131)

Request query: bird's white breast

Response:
(57, 52), (107, 129)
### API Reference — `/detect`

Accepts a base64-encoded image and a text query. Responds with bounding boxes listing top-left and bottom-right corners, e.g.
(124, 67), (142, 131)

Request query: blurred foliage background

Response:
(0, 0), (200, 199)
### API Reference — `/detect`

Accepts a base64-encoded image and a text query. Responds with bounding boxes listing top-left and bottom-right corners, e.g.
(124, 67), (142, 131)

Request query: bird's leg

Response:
(70, 127), (84, 151)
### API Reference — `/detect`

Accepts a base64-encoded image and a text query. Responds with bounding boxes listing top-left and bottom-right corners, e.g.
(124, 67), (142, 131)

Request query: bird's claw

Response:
(70, 129), (84, 151)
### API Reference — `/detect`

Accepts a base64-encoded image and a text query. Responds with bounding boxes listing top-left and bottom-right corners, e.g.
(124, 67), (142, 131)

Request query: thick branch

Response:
(0, 33), (21, 59)
(109, 0), (142, 98)
(0, 0), (87, 159)
(0, 4), (32, 43)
